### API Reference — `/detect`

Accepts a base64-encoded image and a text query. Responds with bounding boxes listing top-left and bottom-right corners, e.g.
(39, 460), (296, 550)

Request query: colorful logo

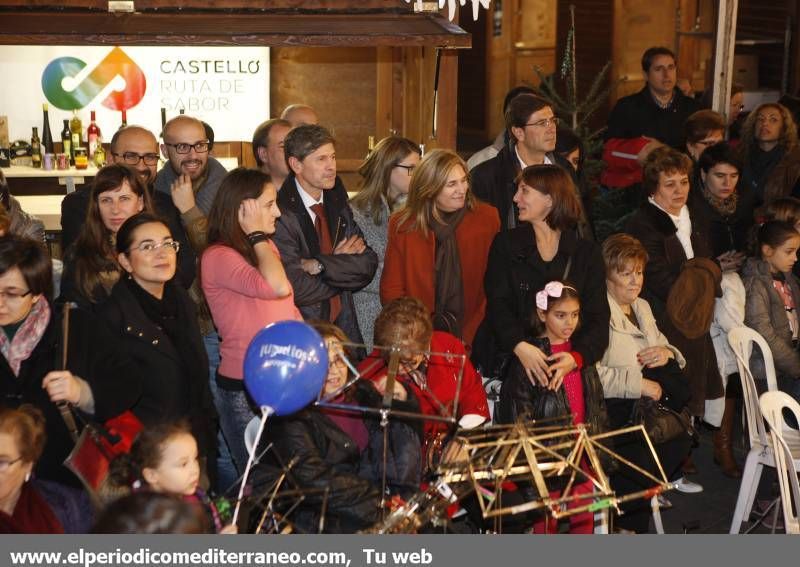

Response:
(41, 47), (146, 111)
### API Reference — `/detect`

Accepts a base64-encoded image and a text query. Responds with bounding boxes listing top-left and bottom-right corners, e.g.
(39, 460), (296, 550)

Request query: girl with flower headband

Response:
(102, 421), (236, 534)
(497, 280), (605, 534)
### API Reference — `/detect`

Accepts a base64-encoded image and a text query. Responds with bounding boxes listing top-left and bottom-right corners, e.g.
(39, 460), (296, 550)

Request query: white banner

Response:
(0, 45), (270, 143)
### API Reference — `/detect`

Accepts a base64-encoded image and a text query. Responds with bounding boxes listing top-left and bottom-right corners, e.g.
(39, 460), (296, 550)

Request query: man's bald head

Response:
(280, 104), (319, 128)
(161, 115), (210, 180)
(110, 126), (160, 187)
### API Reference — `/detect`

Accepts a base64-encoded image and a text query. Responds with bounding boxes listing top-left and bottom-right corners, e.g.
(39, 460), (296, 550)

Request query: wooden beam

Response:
(711, 0), (738, 122)
(0, 11), (471, 48)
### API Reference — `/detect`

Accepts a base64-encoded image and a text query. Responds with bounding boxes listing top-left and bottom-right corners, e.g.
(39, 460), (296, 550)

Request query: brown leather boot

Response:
(713, 398), (742, 478)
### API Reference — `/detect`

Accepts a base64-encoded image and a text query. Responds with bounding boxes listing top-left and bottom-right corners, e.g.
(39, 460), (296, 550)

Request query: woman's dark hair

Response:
(115, 213), (171, 256)
(684, 110), (726, 145)
(516, 164), (583, 231)
(0, 404), (46, 464)
(206, 168), (272, 267)
(765, 197), (800, 227)
(752, 220), (800, 258)
(72, 164), (154, 302)
(0, 234), (53, 298)
(555, 126), (584, 173)
(642, 147), (693, 196)
(92, 492), (208, 534)
(697, 142), (742, 174)
(105, 420), (193, 493)
(530, 280), (581, 336)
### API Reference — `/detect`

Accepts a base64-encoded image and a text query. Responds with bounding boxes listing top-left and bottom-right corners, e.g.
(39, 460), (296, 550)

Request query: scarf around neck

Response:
(431, 208), (466, 338)
(0, 300), (51, 377)
(701, 180), (739, 216)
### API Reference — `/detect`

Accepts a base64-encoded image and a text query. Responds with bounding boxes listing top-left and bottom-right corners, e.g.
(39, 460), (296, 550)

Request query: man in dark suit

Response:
(273, 125), (377, 345)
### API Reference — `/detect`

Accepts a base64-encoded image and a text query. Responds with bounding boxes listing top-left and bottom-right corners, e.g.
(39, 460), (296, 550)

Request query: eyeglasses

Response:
(0, 289), (32, 302)
(395, 164), (416, 176)
(112, 152), (160, 166)
(525, 117), (559, 129)
(129, 240), (181, 254)
(163, 141), (210, 154)
(0, 456), (22, 472)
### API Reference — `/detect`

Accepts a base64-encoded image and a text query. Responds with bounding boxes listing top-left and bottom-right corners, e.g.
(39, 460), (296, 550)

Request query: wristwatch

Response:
(315, 259), (325, 274)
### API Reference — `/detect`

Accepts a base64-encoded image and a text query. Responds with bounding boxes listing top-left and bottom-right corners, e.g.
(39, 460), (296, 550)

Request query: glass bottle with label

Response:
(31, 127), (41, 168)
(93, 136), (106, 168)
(87, 110), (101, 159)
(41, 103), (54, 154)
(61, 119), (73, 165)
(70, 110), (83, 158)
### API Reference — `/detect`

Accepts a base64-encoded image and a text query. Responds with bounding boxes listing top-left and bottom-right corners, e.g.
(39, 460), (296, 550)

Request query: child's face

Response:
(537, 297), (580, 343)
(763, 235), (800, 274)
(143, 433), (201, 497)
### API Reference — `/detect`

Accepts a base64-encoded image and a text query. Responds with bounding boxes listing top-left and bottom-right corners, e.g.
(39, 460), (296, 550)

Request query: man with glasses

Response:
(471, 93), (581, 232)
(60, 125), (196, 288)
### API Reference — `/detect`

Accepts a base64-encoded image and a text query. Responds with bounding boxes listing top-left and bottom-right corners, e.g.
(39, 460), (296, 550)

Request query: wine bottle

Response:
(61, 119), (73, 165)
(93, 136), (106, 168)
(70, 110), (83, 158)
(41, 103), (54, 154)
(87, 110), (101, 159)
(119, 109), (127, 130)
(31, 127), (42, 168)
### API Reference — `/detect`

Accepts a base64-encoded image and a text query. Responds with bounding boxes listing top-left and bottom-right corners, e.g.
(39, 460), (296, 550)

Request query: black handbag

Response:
(630, 397), (696, 444)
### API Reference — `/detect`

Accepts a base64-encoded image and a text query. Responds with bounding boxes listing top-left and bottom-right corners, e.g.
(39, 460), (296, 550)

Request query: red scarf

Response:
(0, 482), (64, 534)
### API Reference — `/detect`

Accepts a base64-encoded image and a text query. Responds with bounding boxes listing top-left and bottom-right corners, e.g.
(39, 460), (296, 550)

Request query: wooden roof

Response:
(0, 1), (471, 48)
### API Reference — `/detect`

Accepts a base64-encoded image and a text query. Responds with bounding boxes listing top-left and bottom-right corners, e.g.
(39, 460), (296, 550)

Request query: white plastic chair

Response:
(726, 326), (800, 533)
(244, 415), (262, 457)
(759, 391), (800, 534)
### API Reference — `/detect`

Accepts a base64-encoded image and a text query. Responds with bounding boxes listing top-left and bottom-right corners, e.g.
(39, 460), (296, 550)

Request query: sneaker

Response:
(673, 477), (704, 494)
(656, 494), (673, 510)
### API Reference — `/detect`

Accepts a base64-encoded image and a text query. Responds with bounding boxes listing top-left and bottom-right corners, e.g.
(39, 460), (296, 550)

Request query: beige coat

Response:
(597, 292), (686, 399)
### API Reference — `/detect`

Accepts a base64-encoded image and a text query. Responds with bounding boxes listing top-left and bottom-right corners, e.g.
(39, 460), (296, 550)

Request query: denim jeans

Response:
(215, 387), (257, 481)
(203, 331), (239, 494)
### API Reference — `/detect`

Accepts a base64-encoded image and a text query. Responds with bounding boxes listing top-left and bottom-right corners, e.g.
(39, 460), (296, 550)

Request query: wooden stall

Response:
(0, 0), (471, 193)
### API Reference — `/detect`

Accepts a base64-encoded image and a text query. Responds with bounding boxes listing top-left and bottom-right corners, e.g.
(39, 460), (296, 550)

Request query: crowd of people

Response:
(0, 44), (799, 534)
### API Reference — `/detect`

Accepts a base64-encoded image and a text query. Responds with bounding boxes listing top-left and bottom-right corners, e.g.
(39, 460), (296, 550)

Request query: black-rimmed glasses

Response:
(164, 141), (210, 154)
(112, 152), (160, 166)
(395, 164), (416, 176)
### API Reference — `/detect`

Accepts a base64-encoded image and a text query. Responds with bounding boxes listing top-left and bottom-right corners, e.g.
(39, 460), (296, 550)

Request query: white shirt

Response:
(296, 178), (324, 224)
(648, 196), (694, 259)
(515, 145), (552, 170)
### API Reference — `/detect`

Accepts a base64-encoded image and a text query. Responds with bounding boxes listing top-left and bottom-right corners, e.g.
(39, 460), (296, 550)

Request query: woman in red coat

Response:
(380, 149), (500, 348)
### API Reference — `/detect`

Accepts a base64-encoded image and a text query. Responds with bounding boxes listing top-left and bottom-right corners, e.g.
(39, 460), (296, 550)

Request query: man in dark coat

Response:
(60, 126), (196, 288)
(471, 94), (590, 238)
(273, 125), (378, 346)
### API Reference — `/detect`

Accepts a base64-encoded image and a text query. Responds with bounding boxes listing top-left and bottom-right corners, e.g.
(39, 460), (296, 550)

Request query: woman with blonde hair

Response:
(350, 136), (421, 348)
(739, 102), (800, 208)
(380, 149), (500, 347)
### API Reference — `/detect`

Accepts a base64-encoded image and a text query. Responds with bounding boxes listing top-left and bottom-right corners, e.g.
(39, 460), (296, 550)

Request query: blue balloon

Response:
(243, 321), (328, 416)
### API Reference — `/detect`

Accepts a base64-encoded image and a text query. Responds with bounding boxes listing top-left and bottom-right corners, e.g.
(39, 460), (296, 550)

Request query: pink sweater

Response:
(201, 242), (302, 380)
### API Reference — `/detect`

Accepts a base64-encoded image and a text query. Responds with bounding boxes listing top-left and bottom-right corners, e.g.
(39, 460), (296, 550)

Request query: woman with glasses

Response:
(738, 102), (800, 209)
(60, 164), (154, 309)
(0, 235), (140, 486)
(0, 405), (93, 533)
(97, 213), (216, 476)
(381, 150), (500, 348)
(201, 168), (301, 474)
(255, 320), (420, 533)
(349, 136), (421, 349)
